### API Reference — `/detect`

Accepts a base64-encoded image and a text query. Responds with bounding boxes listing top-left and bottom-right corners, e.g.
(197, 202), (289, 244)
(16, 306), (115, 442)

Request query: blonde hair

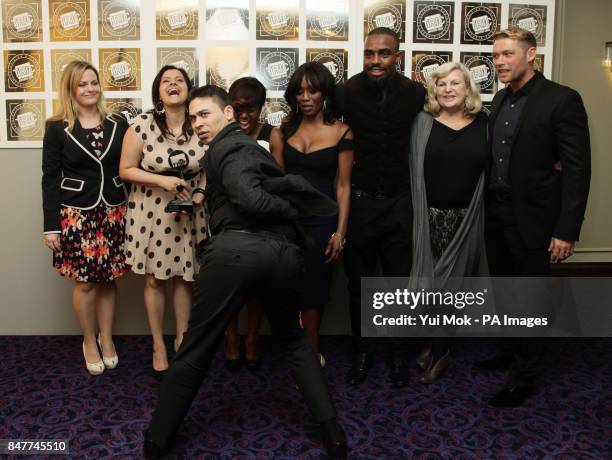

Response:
(493, 27), (537, 49)
(424, 62), (482, 116)
(49, 61), (107, 131)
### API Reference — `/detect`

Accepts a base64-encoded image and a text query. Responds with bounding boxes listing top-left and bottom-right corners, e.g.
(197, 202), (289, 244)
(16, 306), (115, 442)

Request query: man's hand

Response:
(549, 237), (575, 263)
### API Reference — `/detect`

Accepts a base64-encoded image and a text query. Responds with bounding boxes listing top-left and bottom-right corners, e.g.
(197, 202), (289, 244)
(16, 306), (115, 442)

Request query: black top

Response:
(42, 114), (129, 232)
(424, 114), (488, 209)
(489, 72), (541, 192)
(258, 123), (273, 143)
(201, 123), (337, 240)
(343, 71), (425, 196)
(283, 128), (352, 199)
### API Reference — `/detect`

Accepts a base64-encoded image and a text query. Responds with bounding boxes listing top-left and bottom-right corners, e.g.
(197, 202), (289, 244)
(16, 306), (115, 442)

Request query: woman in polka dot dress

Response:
(119, 65), (207, 379)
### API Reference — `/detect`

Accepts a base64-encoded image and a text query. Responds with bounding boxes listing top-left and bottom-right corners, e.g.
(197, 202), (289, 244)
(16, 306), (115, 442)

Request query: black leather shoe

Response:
(346, 352), (372, 385)
(474, 354), (513, 371)
(320, 419), (348, 459)
(143, 430), (170, 459)
(390, 356), (410, 388)
(245, 358), (260, 371)
(488, 384), (534, 408)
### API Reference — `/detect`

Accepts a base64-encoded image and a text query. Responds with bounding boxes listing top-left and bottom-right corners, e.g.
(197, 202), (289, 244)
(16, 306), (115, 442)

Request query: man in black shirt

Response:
(479, 27), (590, 407)
(342, 27), (425, 388)
(144, 85), (347, 459)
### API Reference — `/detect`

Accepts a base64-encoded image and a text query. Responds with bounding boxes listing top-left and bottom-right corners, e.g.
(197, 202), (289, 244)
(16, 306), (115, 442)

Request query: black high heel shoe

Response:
(225, 335), (242, 370)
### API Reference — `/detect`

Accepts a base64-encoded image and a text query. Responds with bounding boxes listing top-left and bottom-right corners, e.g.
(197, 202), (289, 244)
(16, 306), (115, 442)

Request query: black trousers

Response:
(485, 198), (550, 386)
(147, 231), (336, 448)
(343, 190), (413, 355)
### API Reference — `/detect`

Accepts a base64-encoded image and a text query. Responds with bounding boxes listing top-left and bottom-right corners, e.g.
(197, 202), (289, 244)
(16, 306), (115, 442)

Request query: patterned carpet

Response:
(0, 336), (609, 459)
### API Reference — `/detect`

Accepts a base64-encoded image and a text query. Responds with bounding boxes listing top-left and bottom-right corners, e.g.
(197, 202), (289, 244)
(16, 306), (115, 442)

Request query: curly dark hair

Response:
(282, 62), (337, 138)
(150, 65), (193, 139)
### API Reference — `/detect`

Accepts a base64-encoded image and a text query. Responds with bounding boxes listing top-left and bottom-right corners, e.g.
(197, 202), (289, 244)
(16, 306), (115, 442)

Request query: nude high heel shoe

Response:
(97, 334), (119, 369)
(83, 342), (105, 375)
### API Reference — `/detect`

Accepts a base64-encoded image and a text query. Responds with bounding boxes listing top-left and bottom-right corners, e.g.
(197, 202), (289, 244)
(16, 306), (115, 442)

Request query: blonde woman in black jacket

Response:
(42, 61), (129, 375)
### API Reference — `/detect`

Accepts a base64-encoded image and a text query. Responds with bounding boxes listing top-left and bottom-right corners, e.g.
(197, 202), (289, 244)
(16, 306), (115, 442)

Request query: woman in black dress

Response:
(270, 62), (353, 366)
(410, 62), (488, 383)
(223, 77), (273, 370)
(42, 61), (129, 375)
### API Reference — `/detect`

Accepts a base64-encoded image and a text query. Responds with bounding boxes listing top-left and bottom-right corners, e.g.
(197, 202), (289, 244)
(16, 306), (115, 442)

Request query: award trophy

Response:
(164, 150), (194, 214)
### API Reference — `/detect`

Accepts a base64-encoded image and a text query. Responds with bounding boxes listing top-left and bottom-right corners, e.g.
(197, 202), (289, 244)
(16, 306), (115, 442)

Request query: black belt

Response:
(223, 228), (289, 242)
(155, 170), (200, 180)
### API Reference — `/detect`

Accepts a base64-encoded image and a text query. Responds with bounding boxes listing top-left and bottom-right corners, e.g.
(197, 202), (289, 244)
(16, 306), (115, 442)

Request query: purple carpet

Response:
(0, 336), (609, 459)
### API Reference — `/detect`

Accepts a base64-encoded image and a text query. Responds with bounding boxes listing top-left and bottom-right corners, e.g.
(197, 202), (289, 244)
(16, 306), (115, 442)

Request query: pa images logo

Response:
(257, 49), (297, 91)
(462, 3), (501, 44)
(414, 2), (453, 43)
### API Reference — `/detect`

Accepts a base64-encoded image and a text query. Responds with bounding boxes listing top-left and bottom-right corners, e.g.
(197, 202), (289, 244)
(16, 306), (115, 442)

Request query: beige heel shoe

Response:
(97, 334), (118, 369)
(83, 342), (105, 375)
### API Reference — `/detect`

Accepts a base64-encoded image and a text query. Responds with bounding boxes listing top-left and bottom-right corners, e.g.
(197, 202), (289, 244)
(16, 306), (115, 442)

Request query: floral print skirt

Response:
(53, 203), (128, 283)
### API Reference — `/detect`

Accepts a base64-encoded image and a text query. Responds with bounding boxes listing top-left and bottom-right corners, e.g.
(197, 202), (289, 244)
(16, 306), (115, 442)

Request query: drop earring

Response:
(155, 100), (165, 115)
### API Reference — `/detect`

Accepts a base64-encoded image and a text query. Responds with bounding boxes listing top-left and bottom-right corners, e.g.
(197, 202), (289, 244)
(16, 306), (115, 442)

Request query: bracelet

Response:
(331, 232), (346, 246)
(192, 187), (205, 197)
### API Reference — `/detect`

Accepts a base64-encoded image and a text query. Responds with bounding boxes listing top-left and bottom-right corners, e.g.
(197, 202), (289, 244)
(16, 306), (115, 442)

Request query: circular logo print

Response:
(103, 51), (137, 87)
(368, 5), (403, 36)
(9, 102), (43, 137)
(7, 53), (41, 89)
(464, 55), (495, 90)
(414, 54), (447, 84)
(310, 12), (345, 38)
(52, 3), (87, 38)
(465, 6), (498, 42)
(159, 50), (196, 82)
(260, 9), (295, 37)
(511, 8), (544, 41)
(160, 8), (195, 36)
(260, 100), (291, 127)
(101, 2), (138, 37)
(311, 52), (345, 84)
(107, 100), (140, 122)
(416, 5), (451, 41)
(260, 51), (295, 89)
(6, 4), (40, 40)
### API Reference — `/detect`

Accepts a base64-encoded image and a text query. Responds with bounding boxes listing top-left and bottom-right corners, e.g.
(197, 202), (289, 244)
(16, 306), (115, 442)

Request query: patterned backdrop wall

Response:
(0, 0), (555, 147)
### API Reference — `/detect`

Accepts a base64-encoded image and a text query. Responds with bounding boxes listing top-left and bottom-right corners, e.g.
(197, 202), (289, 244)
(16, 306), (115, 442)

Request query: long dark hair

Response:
(282, 62), (337, 138)
(150, 65), (193, 139)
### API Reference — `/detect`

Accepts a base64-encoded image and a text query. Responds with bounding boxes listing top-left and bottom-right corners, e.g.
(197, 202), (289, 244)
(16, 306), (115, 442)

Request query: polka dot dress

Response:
(124, 113), (207, 281)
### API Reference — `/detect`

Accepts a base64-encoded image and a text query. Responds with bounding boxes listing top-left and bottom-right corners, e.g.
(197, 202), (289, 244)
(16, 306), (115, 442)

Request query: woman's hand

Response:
(324, 232), (345, 263)
(159, 176), (191, 201)
(43, 233), (61, 253)
(192, 189), (205, 205)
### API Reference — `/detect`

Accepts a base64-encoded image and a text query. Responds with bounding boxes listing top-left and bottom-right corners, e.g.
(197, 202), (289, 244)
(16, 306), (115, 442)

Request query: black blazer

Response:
(42, 115), (129, 232)
(487, 72), (591, 248)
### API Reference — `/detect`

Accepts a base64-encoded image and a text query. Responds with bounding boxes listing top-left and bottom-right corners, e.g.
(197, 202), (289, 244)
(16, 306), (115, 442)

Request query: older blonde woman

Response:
(409, 62), (487, 383)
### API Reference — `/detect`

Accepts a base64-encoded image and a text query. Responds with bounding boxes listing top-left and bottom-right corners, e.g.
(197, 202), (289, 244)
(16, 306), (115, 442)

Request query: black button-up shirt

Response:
(489, 72), (541, 192)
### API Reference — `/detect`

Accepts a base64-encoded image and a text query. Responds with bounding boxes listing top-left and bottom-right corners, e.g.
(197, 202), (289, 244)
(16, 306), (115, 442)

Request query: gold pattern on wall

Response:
(98, 0), (140, 40)
(157, 48), (199, 87)
(156, 0), (198, 40)
(259, 98), (291, 127)
(3, 49), (44, 92)
(364, 0), (406, 43)
(256, 0), (299, 41)
(411, 50), (452, 84)
(51, 49), (92, 92)
(205, 0), (249, 40)
(306, 0), (349, 41)
(48, 0), (90, 42)
(205, 48), (249, 90)
(5, 99), (46, 141)
(105, 98), (142, 123)
(306, 48), (348, 84)
(99, 48), (141, 91)
(2, 0), (42, 43)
